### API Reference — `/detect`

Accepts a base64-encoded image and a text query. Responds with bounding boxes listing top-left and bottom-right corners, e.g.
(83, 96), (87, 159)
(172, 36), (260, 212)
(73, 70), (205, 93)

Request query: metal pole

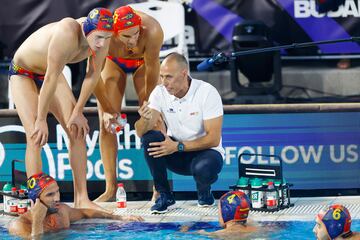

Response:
(231, 37), (360, 57)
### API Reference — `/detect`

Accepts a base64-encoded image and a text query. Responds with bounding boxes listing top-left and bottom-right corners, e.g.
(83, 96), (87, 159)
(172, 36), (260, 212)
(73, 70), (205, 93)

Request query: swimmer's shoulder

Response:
(50, 18), (81, 44)
(55, 203), (73, 220)
(137, 12), (163, 39)
(57, 203), (72, 211)
(55, 17), (81, 35)
(349, 232), (360, 240)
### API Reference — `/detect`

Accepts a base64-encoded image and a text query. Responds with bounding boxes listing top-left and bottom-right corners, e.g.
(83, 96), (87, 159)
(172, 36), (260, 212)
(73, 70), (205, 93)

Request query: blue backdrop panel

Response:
(0, 111), (359, 191)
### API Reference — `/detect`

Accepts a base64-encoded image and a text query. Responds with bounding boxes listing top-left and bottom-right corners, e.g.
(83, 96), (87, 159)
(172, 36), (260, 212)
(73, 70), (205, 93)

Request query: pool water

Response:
(1, 220), (359, 239)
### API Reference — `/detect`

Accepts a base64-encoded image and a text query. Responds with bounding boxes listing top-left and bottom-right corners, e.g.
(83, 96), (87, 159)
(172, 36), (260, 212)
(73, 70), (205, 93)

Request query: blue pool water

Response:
(1, 220), (359, 239)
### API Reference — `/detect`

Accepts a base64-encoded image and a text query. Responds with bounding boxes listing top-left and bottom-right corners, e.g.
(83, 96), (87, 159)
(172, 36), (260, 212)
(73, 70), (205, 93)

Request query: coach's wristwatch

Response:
(177, 142), (185, 152)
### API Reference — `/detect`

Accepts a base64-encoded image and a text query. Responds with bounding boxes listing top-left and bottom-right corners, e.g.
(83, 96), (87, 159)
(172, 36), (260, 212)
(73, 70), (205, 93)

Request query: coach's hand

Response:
(138, 101), (152, 121)
(148, 135), (178, 158)
(31, 118), (48, 147)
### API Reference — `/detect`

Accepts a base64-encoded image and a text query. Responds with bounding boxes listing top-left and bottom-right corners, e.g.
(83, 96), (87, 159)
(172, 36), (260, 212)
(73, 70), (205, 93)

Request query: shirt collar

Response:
(170, 77), (196, 102)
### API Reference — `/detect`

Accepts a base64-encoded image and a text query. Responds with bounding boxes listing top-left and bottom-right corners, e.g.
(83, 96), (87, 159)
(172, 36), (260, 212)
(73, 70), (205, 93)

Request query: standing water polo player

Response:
(94, 6), (164, 202)
(9, 8), (116, 211)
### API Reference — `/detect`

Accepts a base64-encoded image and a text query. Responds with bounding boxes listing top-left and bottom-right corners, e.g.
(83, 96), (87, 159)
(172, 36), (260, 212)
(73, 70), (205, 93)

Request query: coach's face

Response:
(160, 59), (188, 98)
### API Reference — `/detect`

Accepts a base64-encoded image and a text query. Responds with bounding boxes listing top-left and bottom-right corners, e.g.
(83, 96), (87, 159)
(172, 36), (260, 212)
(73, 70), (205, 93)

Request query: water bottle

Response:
(11, 187), (17, 196)
(274, 179), (282, 206)
(2, 183), (13, 213)
(237, 177), (249, 196)
(16, 189), (28, 214)
(282, 178), (289, 206)
(17, 200), (28, 214)
(20, 185), (31, 209)
(266, 182), (278, 210)
(262, 179), (269, 188)
(111, 113), (127, 134)
(10, 187), (18, 213)
(18, 189), (26, 198)
(116, 183), (127, 208)
(20, 185), (27, 193)
(250, 178), (264, 208)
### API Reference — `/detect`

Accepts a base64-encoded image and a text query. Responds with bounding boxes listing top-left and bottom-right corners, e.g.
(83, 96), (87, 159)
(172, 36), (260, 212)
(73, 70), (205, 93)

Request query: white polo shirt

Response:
(148, 78), (225, 157)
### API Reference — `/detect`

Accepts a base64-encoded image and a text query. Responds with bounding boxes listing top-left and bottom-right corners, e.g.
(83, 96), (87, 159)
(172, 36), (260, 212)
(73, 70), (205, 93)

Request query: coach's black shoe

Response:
(197, 190), (215, 207)
(151, 192), (176, 214)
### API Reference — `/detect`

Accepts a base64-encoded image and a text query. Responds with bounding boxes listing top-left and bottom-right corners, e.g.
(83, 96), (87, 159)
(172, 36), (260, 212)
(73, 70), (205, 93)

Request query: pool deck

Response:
(1, 196), (359, 225)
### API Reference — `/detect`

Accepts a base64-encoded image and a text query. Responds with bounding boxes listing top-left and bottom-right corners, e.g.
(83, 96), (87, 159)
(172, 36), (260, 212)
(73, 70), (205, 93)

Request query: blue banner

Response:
(0, 112), (359, 190)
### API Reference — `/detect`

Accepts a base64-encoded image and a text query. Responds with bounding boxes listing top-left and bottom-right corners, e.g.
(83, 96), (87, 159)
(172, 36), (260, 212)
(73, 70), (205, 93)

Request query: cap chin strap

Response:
(81, 22), (97, 71)
(226, 219), (247, 225)
(88, 47), (97, 70)
(341, 231), (353, 239)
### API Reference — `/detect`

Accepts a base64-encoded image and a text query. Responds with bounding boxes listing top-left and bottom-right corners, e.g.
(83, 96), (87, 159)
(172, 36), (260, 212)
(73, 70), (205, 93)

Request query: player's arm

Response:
(8, 198), (48, 239)
(8, 217), (32, 239)
(143, 24), (163, 99)
(93, 75), (117, 114)
(64, 204), (143, 222)
(73, 36), (111, 114)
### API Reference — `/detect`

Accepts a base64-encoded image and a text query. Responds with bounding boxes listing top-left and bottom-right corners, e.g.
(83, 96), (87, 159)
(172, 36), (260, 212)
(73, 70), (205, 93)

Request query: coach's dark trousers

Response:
(142, 130), (223, 194)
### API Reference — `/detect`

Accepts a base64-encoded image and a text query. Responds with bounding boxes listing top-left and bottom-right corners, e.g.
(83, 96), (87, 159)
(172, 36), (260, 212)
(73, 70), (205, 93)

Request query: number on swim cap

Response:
(28, 178), (36, 189)
(90, 9), (99, 19)
(227, 194), (236, 204)
(114, 12), (119, 24)
(333, 208), (342, 220)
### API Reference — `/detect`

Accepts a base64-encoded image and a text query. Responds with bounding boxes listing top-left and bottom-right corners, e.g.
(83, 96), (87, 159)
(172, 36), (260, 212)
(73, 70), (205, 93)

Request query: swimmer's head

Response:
(113, 6), (141, 49)
(218, 191), (251, 228)
(27, 172), (56, 202)
(113, 6), (141, 32)
(27, 172), (60, 212)
(314, 204), (352, 240)
(83, 8), (114, 37)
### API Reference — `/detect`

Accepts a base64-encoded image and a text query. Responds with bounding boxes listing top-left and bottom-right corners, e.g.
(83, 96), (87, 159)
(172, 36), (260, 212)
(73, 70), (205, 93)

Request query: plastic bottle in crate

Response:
(17, 189), (28, 214)
(18, 189), (25, 198)
(20, 185), (27, 193)
(250, 178), (264, 208)
(236, 177), (249, 196)
(274, 179), (282, 206)
(282, 178), (289, 206)
(116, 183), (127, 208)
(266, 182), (278, 210)
(262, 179), (269, 188)
(2, 183), (13, 213)
(9, 187), (18, 213)
(20, 184), (31, 210)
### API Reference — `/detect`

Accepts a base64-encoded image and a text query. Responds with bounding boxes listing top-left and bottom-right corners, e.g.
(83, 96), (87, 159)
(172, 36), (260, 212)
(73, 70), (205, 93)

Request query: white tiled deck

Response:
(0, 196), (359, 225)
(101, 196), (359, 223)
(110, 196), (360, 222)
